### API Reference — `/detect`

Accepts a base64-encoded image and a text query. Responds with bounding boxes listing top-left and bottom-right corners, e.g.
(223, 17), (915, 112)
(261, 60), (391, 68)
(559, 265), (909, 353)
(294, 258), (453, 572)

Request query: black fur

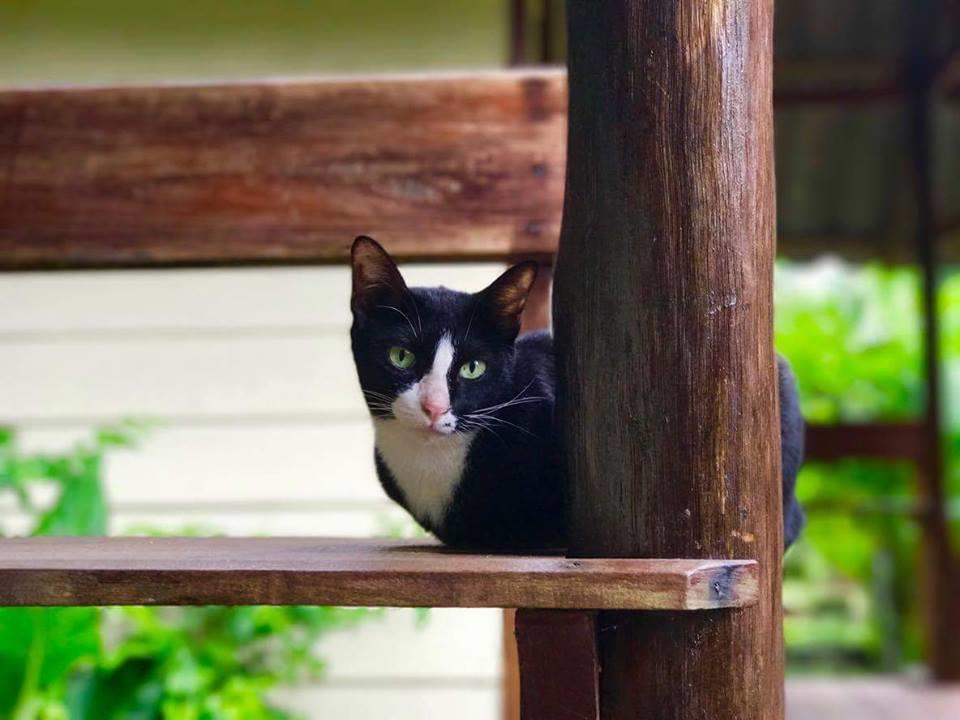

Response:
(350, 236), (804, 550)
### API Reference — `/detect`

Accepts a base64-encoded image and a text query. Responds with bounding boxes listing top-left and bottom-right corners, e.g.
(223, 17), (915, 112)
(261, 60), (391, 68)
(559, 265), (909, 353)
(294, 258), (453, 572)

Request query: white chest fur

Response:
(373, 419), (474, 528)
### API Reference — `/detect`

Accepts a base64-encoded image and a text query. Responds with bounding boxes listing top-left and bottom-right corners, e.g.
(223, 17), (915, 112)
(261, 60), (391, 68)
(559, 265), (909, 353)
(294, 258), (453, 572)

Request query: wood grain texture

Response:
(553, 1), (783, 718)
(0, 537), (758, 610)
(0, 70), (565, 270)
(515, 610), (599, 720)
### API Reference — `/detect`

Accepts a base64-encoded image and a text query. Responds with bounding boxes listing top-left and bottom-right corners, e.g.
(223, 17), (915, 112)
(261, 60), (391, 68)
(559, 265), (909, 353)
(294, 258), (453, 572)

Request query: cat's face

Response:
(349, 236), (537, 436)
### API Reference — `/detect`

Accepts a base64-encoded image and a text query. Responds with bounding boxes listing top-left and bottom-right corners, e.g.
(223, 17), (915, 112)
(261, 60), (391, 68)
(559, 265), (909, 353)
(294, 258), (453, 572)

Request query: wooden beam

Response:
(2, 67), (953, 272)
(0, 70), (565, 270)
(0, 537), (759, 610)
(554, 1), (782, 718)
(515, 610), (599, 720)
(509, 0), (529, 65)
(906, 1), (960, 680)
(773, 60), (904, 106)
(805, 422), (926, 462)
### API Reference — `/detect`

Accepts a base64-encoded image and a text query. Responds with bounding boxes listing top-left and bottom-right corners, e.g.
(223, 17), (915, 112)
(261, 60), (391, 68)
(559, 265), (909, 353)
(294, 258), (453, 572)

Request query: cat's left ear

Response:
(351, 235), (411, 319)
(476, 262), (539, 336)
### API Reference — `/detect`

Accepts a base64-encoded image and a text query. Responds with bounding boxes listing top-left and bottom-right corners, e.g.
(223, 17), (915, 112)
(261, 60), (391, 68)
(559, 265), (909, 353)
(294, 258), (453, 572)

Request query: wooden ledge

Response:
(0, 537), (758, 610)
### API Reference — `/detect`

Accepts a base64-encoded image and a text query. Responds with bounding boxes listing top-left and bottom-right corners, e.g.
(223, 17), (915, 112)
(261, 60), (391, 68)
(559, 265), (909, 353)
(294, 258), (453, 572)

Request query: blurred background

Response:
(1, 0), (960, 718)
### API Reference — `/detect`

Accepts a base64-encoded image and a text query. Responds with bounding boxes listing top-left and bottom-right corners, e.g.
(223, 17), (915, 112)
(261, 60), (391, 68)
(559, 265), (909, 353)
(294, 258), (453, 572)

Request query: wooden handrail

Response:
(0, 70), (565, 270)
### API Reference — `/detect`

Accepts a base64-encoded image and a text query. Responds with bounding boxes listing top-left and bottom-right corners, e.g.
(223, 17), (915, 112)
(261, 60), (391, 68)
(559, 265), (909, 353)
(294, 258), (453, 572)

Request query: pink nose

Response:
(421, 399), (449, 423)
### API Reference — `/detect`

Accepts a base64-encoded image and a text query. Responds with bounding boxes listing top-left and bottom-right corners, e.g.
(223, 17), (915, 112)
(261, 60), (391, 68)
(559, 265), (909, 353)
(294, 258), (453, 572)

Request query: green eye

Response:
(459, 359), (487, 380)
(388, 346), (415, 369)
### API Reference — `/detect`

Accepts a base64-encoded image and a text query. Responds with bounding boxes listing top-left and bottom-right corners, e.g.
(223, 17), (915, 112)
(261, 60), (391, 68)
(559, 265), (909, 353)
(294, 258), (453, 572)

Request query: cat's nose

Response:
(421, 399), (449, 423)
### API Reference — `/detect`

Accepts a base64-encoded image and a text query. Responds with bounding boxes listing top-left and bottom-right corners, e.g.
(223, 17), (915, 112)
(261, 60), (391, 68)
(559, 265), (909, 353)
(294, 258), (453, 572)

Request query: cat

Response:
(349, 235), (805, 550)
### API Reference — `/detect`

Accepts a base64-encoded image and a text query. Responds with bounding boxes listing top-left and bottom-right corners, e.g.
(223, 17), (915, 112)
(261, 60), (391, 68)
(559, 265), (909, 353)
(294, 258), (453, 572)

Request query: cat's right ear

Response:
(350, 236), (410, 319)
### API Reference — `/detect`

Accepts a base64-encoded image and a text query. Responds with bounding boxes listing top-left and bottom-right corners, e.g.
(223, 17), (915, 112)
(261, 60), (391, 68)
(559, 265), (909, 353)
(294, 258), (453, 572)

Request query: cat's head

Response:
(349, 235), (537, 436)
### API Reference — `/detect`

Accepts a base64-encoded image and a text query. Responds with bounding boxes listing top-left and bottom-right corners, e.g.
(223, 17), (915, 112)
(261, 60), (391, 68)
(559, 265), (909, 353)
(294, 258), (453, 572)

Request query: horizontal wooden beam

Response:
(0, 71), (566, 270)
(3, 69), (955, 271)
(773, 59), (904, 106)
(0, 537), (759, 610)
(805, 422), (926, 462)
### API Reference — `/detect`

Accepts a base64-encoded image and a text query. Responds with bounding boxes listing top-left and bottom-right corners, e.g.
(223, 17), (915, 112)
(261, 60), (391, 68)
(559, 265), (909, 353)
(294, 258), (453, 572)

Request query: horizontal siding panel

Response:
(274, 685), (498, 720)
(319, 608), (500, 680)
(18, 423), (386, 504)
(0, 335), (359, 421)
(0, 264), (504, 334)
(109, 509), (408, 538)
(0, 508), (414, 539)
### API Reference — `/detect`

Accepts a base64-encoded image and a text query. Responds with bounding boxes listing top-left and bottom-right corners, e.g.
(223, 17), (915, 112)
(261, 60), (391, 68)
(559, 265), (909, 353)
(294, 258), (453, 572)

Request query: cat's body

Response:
(350, 236), (804, 550)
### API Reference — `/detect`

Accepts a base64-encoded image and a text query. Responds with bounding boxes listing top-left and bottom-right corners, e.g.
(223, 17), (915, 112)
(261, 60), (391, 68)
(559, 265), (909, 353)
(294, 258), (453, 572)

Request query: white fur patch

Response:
(374, 333), (470, 527)
(390, 333), (458, 435)
(421, 333), (454, 411)
(374, 418), (474, 528)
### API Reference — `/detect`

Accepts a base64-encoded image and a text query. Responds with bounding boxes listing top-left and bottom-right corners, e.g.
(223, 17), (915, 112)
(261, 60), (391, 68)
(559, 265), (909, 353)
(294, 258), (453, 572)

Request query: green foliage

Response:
(775, 260), (922, 423)
(776, 260), (958, 673)
(0, 427), (382, 720)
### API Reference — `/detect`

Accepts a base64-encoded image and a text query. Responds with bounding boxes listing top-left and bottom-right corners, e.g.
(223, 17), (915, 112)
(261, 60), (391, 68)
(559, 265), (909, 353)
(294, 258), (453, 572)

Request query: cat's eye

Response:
(459, 360), (487, 380)
(388, 346), (415, 369)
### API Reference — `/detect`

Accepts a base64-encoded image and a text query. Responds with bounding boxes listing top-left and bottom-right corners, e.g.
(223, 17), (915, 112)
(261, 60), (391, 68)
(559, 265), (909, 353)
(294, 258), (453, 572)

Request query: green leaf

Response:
(33, 459), (108, 537)
(0, 608), (101, 718)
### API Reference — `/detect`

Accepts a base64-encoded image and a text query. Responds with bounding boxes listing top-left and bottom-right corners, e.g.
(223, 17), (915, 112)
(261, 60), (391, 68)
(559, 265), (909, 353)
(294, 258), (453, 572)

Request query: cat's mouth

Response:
(422, 417), (458, 436)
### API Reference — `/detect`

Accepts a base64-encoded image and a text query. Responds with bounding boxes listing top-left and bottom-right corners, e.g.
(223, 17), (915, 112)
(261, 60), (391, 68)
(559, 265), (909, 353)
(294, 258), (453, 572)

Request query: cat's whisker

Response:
(465, 412), (537, 439)
(469, 395), (548, 415)
(375, 304), (418, 338)
(458, 417), (507, 445)
(362, 390), (396, 405)
(412, 299), (423, 334)
(461, 306), (477, 346)
(469, 379), (541, 415)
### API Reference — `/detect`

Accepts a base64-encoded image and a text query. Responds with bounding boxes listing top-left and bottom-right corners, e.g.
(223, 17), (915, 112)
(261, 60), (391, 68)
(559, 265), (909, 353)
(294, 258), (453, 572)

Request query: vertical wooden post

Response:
(908, 0), (960, 682)
(515, 610), (600, 720)
(553, 1), (782, 718)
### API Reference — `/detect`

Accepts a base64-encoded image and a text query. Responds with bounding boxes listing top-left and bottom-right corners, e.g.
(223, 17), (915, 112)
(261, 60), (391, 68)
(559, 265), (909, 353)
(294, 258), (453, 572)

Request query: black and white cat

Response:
(349, 235), (805, 550)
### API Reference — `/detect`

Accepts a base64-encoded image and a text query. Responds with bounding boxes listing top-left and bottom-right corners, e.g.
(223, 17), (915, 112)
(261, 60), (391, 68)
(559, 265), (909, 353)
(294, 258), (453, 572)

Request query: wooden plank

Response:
(0, 537), (759, 609)
(805, 422), (926, 462)
(0, 70), (565, 270)
(515, 610), (599, 720)
(554, 1), (782, 718)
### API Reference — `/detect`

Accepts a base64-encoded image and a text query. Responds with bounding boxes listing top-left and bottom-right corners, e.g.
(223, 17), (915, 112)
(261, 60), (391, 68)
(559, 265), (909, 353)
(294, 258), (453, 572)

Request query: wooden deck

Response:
(786, 678), (960, 719)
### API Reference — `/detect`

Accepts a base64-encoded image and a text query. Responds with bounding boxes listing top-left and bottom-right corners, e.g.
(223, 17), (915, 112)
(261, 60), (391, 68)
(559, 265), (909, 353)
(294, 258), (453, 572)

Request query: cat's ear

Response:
(351, 236), (410, 317)
(476, 262), (539, 336)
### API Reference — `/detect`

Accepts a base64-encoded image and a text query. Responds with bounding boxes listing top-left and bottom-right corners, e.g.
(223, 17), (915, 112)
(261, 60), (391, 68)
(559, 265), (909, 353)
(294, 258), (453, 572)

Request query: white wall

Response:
(0, 263), (507, 719)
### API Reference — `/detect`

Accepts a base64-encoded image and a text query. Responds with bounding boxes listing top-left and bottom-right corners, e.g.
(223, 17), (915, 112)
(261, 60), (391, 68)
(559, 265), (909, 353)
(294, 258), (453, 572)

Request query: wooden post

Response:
(515, 610), (600, 720)
(553, 1), (782, 718)
(908, 0), (960, 682)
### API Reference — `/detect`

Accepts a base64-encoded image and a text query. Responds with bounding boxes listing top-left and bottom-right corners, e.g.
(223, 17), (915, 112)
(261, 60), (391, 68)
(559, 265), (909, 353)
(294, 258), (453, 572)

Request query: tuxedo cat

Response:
(350, 235), (805, 550)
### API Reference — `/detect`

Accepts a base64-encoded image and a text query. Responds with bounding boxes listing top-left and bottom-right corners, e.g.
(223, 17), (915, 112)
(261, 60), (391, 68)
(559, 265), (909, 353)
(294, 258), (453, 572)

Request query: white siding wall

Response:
(0, 263), (506, 719)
